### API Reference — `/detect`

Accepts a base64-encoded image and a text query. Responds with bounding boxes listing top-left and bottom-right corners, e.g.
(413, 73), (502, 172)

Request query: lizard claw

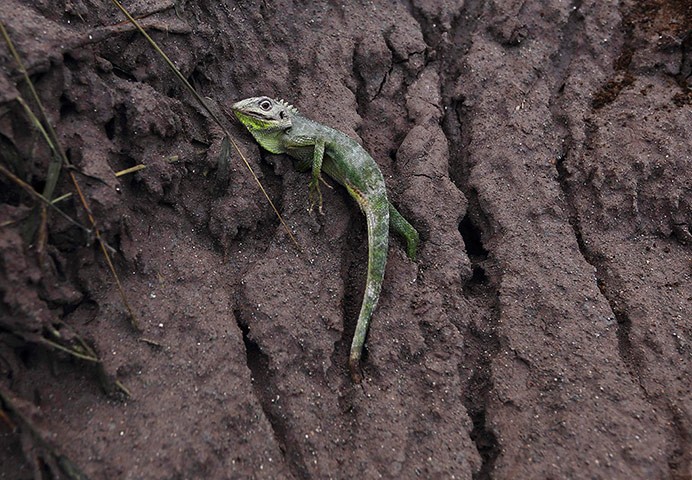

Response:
(308, 178), (324, 214)
(307, 203), (324, 215)
(320, 175), (334, 190)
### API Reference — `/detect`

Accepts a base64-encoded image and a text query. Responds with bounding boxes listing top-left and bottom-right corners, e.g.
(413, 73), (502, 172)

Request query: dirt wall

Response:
(0, 1), (690, 479)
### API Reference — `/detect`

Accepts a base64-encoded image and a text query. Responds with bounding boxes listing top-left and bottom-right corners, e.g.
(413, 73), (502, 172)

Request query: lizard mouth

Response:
(232, 107), (278, 131)
(230, 100), (248, 113)
(231, 104), (272, 121)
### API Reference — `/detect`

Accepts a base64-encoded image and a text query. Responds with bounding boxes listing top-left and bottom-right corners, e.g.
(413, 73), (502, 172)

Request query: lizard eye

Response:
(259, 100), (272, 111)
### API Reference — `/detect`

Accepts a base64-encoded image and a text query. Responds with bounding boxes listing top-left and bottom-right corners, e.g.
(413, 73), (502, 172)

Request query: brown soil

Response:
(0, 1), (690, 479)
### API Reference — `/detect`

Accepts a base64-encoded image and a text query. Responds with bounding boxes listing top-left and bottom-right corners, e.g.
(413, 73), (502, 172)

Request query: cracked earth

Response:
(1, 0), (690, 479)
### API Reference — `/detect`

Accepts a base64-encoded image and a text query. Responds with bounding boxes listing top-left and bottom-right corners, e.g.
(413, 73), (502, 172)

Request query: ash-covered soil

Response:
(0, 1), (690, 479)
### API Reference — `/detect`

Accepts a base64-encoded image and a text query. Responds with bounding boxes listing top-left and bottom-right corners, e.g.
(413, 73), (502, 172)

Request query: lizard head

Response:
(231, 96), (297, 154)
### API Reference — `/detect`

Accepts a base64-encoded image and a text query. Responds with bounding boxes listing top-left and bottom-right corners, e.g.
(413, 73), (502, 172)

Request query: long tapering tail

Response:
(348, 193), (389, 382)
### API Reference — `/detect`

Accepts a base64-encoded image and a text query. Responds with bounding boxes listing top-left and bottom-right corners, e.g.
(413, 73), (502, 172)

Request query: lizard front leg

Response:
(308, 140), (326, 213)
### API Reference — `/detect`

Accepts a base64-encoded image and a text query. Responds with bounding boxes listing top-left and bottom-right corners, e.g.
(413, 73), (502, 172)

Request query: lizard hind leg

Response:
(389, 203), (420, 261)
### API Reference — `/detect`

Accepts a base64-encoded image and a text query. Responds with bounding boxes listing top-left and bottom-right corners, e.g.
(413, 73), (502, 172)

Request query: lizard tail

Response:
(348, 193), (389, 383)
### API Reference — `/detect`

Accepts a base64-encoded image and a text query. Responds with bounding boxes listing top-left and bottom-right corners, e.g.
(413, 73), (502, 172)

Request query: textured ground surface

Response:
(0, 1), (690, 479)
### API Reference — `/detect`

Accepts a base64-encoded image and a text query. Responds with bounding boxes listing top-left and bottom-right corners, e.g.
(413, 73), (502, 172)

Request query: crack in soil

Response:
(555, 148), (692, 477)
(458, 208), (502, 480)
(548, 4), (691, 475)
(405, 0), (505, 475)
(235, 311), (307, 479)
(351, 42), (373, 125)
(547, 0), (651, 403)
(547, 0), (653, 403)
(555, 149), (692, 477)
(330, 212), (366, 382)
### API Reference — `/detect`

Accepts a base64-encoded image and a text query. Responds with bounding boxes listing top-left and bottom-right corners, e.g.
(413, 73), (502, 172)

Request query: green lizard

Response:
(231, 96), (419, 382)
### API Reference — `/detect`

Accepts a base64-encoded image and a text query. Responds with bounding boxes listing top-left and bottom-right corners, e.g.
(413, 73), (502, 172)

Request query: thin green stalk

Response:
(109, 0), (300, 250)
(1, 21), (139, 329)
(0, 22), (66, 201)
(0, 164), (90, 233)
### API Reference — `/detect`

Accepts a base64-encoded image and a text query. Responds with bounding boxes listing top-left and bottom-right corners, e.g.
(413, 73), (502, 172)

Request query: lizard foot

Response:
(308, 178), (324, 215)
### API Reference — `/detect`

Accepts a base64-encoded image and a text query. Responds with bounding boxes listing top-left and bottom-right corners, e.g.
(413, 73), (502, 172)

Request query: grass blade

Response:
(109, 0), (300, 250)
(0, 164), (89, 233)
(1, 21), (139, 329)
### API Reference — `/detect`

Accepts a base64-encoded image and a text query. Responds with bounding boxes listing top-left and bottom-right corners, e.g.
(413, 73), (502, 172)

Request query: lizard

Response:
(231, 96), (419, 382)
